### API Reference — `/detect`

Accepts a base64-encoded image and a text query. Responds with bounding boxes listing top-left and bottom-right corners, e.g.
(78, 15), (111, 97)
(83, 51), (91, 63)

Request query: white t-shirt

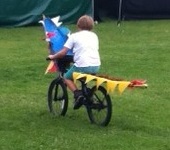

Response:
(64, 30), (101, 67)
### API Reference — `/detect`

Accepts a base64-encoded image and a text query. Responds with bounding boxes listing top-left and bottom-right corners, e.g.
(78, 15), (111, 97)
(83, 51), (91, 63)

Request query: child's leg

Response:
(64, 78), (83, 109)
(63, 65), (78, 92)
(64, 78), (77, 92)
(64, 68), (84, 109)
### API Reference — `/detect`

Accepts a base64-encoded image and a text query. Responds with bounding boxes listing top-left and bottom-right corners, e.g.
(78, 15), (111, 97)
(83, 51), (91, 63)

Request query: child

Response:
(48, 15), (101, 109)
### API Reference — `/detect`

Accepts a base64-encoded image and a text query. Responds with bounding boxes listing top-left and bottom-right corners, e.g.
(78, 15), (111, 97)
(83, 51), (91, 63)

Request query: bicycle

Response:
(46, 57), (112, 126)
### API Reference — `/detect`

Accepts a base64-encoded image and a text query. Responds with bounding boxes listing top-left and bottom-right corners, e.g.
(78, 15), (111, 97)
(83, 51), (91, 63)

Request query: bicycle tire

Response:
(86, 86), (112, 126)
(47, 78), (68, 116)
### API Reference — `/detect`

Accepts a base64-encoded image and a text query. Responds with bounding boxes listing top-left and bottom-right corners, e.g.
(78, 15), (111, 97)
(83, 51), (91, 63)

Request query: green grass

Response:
(0, 20), (170, 150)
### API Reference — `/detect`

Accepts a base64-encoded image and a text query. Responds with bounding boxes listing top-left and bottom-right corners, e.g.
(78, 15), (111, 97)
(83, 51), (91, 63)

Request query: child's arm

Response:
(48, 47), (69, 60)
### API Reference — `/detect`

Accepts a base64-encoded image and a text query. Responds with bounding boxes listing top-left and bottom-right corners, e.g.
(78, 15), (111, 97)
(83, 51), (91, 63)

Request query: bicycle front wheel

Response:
(47, 78), (68, 116)
(86, 86), (112, 126)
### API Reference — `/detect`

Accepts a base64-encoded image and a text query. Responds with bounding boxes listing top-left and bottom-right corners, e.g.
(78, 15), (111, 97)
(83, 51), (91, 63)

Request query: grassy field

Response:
(0, 19), (170, 150)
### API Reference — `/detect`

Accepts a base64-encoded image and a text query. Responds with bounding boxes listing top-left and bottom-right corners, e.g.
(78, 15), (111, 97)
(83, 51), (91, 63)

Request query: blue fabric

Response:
(43, 17), (73, 55)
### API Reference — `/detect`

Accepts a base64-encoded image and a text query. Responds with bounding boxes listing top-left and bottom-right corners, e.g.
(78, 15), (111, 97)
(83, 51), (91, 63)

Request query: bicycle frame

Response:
(78, 79), (92, 102)
(47, 60), (112, 126)
(56, 72), (91, 102)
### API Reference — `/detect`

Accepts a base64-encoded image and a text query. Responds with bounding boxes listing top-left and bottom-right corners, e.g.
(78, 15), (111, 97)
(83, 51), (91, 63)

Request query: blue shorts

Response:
(64, 65), (100, 80)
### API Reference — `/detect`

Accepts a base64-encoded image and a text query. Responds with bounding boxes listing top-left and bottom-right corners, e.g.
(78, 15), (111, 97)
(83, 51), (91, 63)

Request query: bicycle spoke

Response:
(86, 86), (112, 126)
(48, 78), (68, 116)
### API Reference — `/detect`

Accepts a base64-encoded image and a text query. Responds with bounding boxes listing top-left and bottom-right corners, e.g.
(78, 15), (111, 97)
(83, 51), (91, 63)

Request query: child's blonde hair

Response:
(77, 15), (94, 31)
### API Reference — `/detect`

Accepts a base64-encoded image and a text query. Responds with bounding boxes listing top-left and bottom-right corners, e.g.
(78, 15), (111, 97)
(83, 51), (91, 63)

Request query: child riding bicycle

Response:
(48, 15), (101, 109)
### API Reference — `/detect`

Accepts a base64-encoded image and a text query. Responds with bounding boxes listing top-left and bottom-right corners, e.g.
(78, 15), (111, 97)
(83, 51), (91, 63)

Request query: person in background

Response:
(94, 0), (102, 23)
(48, 15), (101, 109)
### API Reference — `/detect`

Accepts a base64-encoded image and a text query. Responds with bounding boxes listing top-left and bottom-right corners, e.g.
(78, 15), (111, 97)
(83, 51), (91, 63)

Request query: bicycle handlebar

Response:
(46, 57), (51, 61)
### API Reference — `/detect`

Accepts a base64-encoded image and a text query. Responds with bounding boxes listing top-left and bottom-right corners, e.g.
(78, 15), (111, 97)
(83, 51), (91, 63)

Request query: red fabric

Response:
(129, 79), (147, 87)
(48, 63), (57, 73)
(45, 61), (58, 74)
(46, 32), (55, 38)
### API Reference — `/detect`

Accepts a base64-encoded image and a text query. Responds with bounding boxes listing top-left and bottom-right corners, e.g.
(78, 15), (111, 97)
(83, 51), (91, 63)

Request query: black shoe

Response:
(73, 95), (84, 110)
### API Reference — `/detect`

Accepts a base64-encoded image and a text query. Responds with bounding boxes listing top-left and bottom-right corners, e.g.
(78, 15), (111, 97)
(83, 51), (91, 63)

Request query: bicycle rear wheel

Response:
(48, 78), (68, 116)
(86, 86), (112, 126)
